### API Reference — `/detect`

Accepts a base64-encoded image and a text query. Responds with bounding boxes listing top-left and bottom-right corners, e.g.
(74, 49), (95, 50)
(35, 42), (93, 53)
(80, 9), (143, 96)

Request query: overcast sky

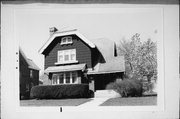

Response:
(16, 7), (162, 73)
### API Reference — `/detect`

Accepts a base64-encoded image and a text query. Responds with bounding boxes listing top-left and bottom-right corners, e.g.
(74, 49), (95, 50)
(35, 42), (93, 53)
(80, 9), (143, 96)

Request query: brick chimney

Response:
(49, 27), (58, 35)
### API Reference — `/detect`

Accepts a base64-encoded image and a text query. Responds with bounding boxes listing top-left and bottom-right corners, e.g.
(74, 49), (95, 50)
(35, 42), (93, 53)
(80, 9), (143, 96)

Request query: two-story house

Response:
(39, 27), (125, 92)
(19, 48), (40, 99)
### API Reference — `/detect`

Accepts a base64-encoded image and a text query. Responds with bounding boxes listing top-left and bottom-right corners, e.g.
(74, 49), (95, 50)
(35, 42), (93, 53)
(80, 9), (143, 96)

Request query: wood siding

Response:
(30, 69), (39, 86)
(19, 52), (30, 96)
(44, 35), (93, 69)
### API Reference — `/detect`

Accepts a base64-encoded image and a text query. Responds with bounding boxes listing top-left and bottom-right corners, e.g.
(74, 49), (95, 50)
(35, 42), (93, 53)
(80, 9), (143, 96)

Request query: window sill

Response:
(60, 42), (73, 45)
(55, 60), (78, 65)
(52, 83), (78, 85)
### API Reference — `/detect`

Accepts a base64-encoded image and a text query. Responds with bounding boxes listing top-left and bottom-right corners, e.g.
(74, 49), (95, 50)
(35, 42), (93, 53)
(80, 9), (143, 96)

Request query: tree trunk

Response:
(147, 75), (152, 83)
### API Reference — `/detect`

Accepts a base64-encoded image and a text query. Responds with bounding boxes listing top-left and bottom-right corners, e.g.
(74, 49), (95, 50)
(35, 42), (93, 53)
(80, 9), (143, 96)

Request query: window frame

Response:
(55, 49), (78, 65)
(60, 36), (73, 45)
(26, 83), (30, 91)
(30, 70), (33, 78)
(52, 72), (78, 85)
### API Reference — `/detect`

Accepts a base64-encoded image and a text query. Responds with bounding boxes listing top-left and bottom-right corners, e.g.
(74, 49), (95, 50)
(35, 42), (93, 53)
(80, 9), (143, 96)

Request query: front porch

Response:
(43, 63), (88, 85)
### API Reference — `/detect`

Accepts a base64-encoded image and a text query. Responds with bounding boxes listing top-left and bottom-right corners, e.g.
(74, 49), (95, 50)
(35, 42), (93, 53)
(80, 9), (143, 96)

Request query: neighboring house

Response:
(19, 48), (40, 99)
(39, 27), (125, 91)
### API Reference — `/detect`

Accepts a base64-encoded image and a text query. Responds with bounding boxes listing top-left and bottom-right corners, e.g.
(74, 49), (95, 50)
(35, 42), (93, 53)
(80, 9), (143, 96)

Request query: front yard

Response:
(20, 96), (157, 106)
(100, 96), (157, 106)
(20, 98), (92, 106)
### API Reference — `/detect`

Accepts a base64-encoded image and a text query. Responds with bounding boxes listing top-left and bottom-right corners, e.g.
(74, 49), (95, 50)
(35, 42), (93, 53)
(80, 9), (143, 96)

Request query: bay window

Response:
(52, 71), (78, 85)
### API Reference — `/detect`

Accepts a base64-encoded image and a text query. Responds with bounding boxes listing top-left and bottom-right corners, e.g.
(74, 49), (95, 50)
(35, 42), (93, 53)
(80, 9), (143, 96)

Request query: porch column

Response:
(88, 75), (95, 92)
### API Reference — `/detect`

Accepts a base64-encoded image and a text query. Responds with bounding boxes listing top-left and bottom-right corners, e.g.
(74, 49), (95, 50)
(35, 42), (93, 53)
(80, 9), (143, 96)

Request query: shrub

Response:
(20, 90), (30, 100)
(88, 90), (94, 98)
(30, 84), (89, 99)
(106, 82), (118, 90)
(106, 79), (142, 97)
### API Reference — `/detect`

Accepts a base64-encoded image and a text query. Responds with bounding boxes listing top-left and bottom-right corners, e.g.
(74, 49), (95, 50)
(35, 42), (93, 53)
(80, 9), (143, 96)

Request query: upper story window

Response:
(61, 36), (72, 45)
(55, 49), (78, 65)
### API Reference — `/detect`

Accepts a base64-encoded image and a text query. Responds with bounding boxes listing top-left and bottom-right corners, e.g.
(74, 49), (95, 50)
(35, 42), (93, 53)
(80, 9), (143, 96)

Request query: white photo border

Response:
(1, 4), (179, 119)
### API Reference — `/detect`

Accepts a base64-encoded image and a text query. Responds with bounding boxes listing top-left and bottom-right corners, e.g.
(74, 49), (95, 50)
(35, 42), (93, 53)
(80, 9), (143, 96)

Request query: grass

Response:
(100, 96), (157, 106)
(20, 98), (92, 106)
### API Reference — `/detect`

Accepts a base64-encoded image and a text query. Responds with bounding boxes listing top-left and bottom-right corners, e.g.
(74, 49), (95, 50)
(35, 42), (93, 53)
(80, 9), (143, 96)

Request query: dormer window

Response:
(61, 36), (72, 45)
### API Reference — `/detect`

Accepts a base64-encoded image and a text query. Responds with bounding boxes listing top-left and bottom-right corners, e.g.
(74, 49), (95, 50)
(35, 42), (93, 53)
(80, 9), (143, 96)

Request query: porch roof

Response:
(87, 56), (125, 75)
(45, 63), (86, 73)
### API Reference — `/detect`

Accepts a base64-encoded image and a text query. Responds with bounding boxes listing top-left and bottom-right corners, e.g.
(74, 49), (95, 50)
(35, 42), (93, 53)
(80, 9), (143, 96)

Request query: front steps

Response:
(94, 90), (121, 98)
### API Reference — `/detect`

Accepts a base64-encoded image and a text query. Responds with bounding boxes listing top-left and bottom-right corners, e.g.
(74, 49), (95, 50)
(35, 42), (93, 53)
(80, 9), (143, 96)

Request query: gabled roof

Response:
(27, 59), (41, 70)
(19, 47), (40, 70)
(39, 28), (125, 74)
(39, 29), (96, 54)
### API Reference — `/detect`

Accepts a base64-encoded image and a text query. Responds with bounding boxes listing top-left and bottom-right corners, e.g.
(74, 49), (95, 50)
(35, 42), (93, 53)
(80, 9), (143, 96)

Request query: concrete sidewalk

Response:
(78, 98), (110, 107)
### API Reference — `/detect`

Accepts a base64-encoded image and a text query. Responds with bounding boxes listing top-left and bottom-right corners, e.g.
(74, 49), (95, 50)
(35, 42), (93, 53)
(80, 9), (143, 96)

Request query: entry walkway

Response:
(78, 90), (120, 107)
(78, 97), (110, 107)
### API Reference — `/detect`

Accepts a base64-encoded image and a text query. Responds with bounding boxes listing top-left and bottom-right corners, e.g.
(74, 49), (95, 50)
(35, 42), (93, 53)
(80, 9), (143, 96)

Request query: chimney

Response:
(49, 27), (58, 35)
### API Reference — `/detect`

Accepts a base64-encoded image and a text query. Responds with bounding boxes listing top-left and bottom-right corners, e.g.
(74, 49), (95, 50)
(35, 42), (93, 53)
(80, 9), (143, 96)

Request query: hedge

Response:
(106, 79), (142, 97)
(30, 84), (89, 99)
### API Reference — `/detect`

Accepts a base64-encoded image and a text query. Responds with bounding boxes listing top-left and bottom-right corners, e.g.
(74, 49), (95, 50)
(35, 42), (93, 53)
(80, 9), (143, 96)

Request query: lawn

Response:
(100, 96), (157, 106)
(20, 98), (92, 106)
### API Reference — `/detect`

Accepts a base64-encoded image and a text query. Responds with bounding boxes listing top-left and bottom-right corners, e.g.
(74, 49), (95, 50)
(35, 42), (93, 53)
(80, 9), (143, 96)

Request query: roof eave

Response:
(28, 66), (40, 71)
(87, 70), (125, 75)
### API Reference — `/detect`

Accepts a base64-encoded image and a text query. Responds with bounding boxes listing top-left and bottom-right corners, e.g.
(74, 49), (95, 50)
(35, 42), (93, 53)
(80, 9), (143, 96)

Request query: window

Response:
(52, 75), (57, 85)
(30, 70), (33, 78)
(52, 72), (78, 85)
(64, 50), (70, 61)
(58, 52), (63, 62)
(61, 36), (72, 45)
(56, 49), (77, 64)
(31, 82), (34, 88)
(59, 73), (64, 84)
(26, 83), (29, 91)
(72, 72), (77, 83)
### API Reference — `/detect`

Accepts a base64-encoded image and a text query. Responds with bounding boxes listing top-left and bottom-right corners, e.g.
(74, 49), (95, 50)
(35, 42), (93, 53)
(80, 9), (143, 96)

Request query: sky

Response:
(15, 7), (162, 74)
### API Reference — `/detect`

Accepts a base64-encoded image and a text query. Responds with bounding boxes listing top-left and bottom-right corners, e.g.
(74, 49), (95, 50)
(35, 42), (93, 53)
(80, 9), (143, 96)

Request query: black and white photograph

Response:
(18, 7), (161, 107)
(1, 1), (179, 119)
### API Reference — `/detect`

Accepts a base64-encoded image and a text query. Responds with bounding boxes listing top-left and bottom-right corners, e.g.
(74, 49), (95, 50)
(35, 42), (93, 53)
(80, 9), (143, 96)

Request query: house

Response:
(39, 27), (125, 92)
(19, 48), (40, 99)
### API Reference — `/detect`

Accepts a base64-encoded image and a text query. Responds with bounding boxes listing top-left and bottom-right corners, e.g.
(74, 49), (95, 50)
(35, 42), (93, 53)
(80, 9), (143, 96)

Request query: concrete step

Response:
(95, 90), (121, 98)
